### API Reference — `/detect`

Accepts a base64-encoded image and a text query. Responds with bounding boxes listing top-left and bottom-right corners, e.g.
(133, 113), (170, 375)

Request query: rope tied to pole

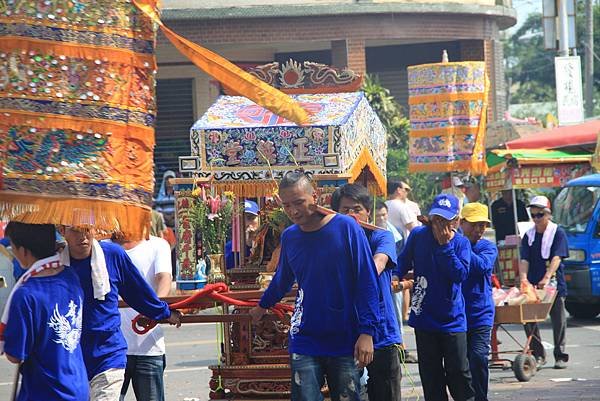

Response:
(131, 283), (294, 335)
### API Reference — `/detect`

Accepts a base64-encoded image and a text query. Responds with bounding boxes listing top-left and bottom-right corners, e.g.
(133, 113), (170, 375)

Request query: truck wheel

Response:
(513, 354), (536, 382)
(565, 301), (600, 319)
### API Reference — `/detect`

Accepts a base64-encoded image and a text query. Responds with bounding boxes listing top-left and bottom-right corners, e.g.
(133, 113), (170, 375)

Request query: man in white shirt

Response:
(113, 235), (173, 401)
(385, 180), (420, 240)
(386, 180), (422, 324)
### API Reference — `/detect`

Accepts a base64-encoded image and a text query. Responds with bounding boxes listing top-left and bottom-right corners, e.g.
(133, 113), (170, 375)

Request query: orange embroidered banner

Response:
(0, 0), (308, 238)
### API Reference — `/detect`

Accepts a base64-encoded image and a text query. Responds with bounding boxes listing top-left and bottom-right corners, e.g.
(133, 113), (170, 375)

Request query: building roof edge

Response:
(161, 3), (517, 30)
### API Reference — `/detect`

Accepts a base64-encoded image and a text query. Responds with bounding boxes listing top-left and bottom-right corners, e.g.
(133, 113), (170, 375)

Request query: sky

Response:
(511, 0), (542, 33)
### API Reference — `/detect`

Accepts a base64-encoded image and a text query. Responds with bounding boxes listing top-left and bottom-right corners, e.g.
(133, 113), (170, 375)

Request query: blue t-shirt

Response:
(462, 239), (498, 329)
(366, 229), (402, 349)
(4, 267), (89, 401)
(259, 214), (380, 357)
(70, 242), (171, 379)
(224, 240), (251, 269)
(520, 227), (569, 297)
(396, 225), (471, 333)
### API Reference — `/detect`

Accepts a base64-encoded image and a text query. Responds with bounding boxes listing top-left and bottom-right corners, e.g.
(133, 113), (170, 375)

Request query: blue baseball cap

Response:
(244, 200), (260, 216)
(429, 194), (460, 220)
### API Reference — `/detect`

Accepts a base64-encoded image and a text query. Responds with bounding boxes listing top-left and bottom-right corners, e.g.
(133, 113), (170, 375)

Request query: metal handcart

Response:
(489, 293), (557, 382)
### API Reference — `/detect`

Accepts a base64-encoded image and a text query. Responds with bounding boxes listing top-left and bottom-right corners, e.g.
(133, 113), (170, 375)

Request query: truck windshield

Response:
(554, 186), (600, 233)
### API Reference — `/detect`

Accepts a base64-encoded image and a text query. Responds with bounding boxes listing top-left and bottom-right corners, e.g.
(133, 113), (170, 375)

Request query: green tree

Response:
(504, 13), (556, 104)
(505, 4), (600, 114)
(362, 75), (440, 207)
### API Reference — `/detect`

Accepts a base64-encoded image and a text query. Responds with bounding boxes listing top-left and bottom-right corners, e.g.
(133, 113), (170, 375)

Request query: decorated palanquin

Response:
(407, 61), (489, 176)
(173, 61), (387, 400)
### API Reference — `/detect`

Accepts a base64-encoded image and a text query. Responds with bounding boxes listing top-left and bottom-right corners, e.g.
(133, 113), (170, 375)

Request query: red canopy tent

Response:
(505, 119), (600, 150)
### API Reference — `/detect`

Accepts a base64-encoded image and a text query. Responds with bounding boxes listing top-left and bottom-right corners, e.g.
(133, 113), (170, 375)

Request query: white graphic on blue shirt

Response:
(290, 289), (304, 338)
(47, 298), (83, 353)
(410, 276), (428, 316)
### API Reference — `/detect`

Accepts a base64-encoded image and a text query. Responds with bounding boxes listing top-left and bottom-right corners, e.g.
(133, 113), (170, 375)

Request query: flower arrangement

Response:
(190, 185), (235, 255)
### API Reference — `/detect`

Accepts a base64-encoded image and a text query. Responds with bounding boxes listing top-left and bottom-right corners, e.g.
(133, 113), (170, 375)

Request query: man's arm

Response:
(537, 256), (561, 288)
(373, 253), (388, 275)
(519, 234), (531, 283)
(538, 229), (569, 288)
(518, 259), (530, 283)
(470, 241), (498, 277)
(351, 224), (380, 368)
(370, 230), (397, 276)
(394, 228), (416, 279)
(433, 235), (471, 283)
(5, 354), (20, 364)
(154, 273), (172, 298)
(253, 235), (296, 310)
(405, 222), (417, 232)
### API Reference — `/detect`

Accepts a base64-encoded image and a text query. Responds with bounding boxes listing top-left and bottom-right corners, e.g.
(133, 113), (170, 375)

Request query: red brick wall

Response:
(165, 14), (496, 45)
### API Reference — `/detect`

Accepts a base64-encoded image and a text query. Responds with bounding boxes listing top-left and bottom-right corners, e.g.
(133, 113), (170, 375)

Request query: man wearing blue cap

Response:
(225, 200), (260, 269)
(396, 194), (475, 401)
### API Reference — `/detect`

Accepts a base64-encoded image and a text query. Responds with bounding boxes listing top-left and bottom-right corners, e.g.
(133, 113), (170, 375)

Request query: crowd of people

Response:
(0, 171), (571, 401)
(1, 223), (181, 401)
(249, 172), (570, 401)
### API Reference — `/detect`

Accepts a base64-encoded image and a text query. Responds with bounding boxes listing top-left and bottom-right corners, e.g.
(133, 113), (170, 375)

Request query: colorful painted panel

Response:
(193, 125), (334, 182)
(407, 62), (488, 175)
(0, 0), (158, 238)
(193, 92), (362, 129)
(338, 96), (387, 192)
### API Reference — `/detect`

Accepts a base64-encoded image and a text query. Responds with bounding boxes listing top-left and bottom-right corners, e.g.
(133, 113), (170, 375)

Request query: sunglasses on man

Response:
(531, 212), (546, 219)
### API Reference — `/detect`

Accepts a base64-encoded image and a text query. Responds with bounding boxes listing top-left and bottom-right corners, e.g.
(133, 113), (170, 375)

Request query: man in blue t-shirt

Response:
(58, 226), (182, 401)
(3, 222), (88, 401)
(396, 194), (475, 401)
(460, 203), (498, 401)
(519, 196), (570, 369)
(331, 184), (402, 401)
(249, 172), (380, 401)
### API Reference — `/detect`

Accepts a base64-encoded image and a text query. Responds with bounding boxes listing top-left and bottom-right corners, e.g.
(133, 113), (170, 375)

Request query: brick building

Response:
(154, 0), (516, 174)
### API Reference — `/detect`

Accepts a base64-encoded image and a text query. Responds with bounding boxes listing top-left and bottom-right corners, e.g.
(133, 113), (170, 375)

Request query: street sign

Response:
(555, 56), (584, 125)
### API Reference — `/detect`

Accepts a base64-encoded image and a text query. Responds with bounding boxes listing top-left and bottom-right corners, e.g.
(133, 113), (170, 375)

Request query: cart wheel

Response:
(513, 354), (536, 382)
(527, 355), (538, 376)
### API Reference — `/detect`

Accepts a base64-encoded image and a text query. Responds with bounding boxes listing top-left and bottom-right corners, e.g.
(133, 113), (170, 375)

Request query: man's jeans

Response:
(290, 353), (361, 401)
(467, 326), (492, 401)
(90, 368), (125, 401)
(120, 354), (166, 401)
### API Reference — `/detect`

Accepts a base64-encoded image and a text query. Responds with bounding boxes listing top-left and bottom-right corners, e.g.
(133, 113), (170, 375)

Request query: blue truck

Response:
(553, 174), (600, 319)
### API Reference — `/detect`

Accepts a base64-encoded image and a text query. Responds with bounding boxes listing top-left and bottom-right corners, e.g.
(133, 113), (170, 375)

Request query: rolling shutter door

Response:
(374, 70), (409, 113)
(154, 78), (195, 189)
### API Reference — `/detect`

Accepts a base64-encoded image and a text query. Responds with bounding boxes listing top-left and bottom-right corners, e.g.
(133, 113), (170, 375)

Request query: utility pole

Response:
(584, 0), (594, 117)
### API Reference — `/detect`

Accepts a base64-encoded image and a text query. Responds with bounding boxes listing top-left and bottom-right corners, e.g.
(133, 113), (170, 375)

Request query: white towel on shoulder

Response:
(60, 239), (110, 301)
(526, 221), (558, 260)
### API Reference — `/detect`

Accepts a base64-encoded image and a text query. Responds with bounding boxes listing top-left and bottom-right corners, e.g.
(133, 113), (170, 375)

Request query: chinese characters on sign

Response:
(555, 56), (584, 125)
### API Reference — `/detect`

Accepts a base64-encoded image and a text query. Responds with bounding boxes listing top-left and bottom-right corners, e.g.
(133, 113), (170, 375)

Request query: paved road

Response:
(0, 315), (598, 400)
